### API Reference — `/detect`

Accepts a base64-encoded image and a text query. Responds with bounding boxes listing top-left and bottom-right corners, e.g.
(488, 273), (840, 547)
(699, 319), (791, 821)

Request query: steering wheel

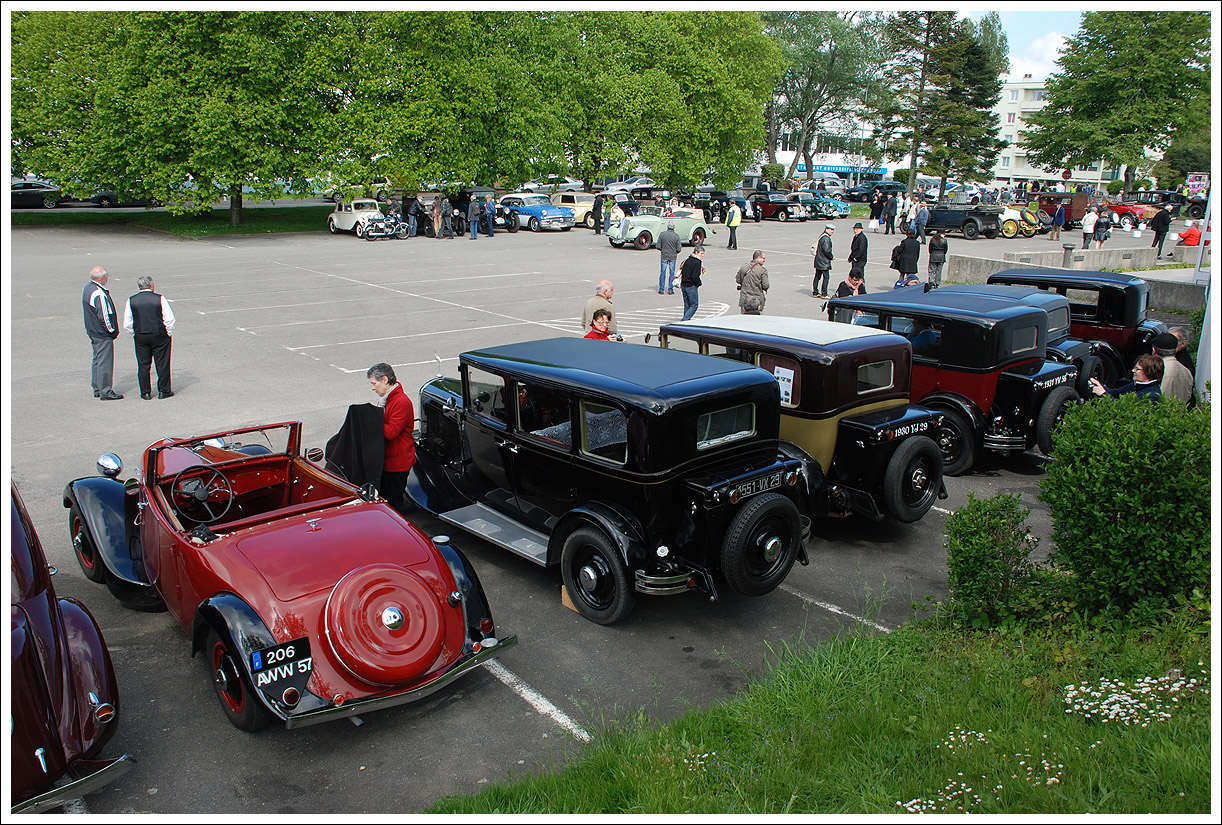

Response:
(171, 466), (235, 524)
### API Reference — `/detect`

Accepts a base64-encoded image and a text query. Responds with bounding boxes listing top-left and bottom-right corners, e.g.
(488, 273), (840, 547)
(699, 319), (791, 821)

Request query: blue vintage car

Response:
(788, 191), (850, 220)
(498, 193), (575, 232)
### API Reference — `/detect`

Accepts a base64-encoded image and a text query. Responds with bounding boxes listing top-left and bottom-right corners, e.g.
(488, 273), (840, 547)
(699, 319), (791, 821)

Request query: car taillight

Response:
(479, 618), (494, 634)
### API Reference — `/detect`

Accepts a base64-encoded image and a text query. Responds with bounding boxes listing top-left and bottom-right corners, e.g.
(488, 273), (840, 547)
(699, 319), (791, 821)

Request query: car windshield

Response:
(178, 425), (293, 459)
(639, 206), (665, 217)
(522, 196), (549, 207)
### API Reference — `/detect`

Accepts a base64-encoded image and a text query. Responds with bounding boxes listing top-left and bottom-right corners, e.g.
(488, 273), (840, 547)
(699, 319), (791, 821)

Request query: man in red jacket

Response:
(368, 362), (416, 515)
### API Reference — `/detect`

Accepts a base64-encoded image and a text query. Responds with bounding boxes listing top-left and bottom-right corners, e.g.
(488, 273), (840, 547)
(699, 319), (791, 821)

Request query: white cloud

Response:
(1006, 31), (1070, 82)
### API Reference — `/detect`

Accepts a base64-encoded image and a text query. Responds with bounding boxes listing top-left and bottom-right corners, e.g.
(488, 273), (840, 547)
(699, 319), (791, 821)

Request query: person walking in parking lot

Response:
(883, 193), (898, 234)
(1080, 207), (1098, 249)
(913, 201), (930, 243)
(431, 195), (443, 237)
(812, 223), (834, 298)
(440, 194), (454, 238)
(484, 195), (496, 237)
(592, 194), (604, 235)
(726, 199), (742, 249)
(467, 197), (481, 240)
(1150, 204), (1172, 258)
(736, 250), (769, 315)
(123, 275), (175, 400)
(679, 245), (705, 321)
(657, 221), (683, 294)
(82, 265), (122, 400)
(1050, 202), (1065, 241)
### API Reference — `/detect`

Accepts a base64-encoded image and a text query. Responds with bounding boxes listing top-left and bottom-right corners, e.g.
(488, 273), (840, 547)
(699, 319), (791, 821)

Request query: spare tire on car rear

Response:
(720, 492), (801, 597)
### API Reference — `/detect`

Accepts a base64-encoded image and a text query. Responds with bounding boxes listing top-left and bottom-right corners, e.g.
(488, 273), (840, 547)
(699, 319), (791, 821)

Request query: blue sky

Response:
(966, 9), (1083, 82)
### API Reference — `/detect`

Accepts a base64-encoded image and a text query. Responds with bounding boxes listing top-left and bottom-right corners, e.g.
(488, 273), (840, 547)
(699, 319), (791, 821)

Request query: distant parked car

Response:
(498, 193), (575, 232)
(12, 179), (68, 209)
(608, 205), (710, 249)
(325, 177), (393, 204)
(522, 175), (584, 193)
(845, 181), (907, 202)
(327, 198), (384, 234)
(89, 190), (157, 208)
(788, 191), (849, 220)
(549, 191), (633, 228)
(12, 482), (133, 813)
(601, 175), (656, 191)
(749, 192), (807, 222)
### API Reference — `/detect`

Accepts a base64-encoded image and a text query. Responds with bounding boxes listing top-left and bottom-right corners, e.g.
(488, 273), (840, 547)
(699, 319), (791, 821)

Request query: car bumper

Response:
(12, 754), (136, 814)
(537, 217), (575, 230)
(281, 634), (518, 729)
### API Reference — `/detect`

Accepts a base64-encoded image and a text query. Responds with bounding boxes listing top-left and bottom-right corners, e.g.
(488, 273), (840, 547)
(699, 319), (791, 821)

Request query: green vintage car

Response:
(608, 206), (712, 250)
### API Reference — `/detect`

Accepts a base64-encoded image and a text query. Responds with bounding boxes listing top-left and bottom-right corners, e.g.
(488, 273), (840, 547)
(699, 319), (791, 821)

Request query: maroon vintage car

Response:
(12, 482), (133, 813)
(63, 421), (515, 731)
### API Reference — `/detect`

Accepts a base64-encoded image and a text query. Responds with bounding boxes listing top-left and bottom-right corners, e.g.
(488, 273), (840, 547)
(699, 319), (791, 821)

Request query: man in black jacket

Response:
(592, 194), (604, 235)
(83, 265), (122, 400)
(123, 275), (176, 399)
(847, 222), (868, 278)
(1149, 204), (1173, 259)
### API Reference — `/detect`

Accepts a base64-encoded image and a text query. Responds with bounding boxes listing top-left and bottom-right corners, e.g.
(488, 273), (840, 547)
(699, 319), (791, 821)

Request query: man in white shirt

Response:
(123, 275), (176, 399)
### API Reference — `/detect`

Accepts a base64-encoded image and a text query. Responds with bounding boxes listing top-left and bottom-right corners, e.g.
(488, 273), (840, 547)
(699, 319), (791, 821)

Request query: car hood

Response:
(236, 504), (438, 602)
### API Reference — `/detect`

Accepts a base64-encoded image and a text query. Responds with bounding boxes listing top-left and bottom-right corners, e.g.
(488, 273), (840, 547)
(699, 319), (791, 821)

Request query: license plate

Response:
(732, 472), (782, 500)
(250, 637), (313, 692)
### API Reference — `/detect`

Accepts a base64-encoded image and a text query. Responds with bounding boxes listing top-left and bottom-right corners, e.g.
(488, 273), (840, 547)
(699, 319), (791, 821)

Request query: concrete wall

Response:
(943, 255), (1207, 313)
(1003, 245), (1159, 271)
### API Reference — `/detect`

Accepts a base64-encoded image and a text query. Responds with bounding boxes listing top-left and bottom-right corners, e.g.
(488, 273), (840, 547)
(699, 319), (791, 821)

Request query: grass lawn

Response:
(10, 204), (336, 237)
(428, 619), (1210, 814)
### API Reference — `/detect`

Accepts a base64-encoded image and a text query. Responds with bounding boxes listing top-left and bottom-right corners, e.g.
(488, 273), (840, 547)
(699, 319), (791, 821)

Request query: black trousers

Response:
(380, 469), (410, 516)
(134, 332), (172, 396)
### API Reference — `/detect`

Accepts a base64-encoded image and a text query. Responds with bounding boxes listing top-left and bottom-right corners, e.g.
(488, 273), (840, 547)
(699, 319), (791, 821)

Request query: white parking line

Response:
(484, 659), (592, 743)
(779, 583), (892, 634)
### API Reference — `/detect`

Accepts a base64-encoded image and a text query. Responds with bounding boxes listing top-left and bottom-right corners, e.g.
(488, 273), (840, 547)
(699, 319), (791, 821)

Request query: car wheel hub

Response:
(910, 467), (928, 491)
(759, 534), (782, 563)
(381, 606), (405, 630)
(579, 562), (604, 591)
(215, 665), (230, 693)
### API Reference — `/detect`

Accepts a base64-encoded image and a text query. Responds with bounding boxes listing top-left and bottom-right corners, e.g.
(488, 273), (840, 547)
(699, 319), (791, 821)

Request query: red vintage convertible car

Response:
(12, 482), (133, 813)
(63, 421), (515, 731)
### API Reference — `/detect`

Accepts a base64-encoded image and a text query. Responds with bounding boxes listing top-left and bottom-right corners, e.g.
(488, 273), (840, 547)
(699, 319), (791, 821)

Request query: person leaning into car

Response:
(368, 362), (416, 515)
(123, 275), (175, 400)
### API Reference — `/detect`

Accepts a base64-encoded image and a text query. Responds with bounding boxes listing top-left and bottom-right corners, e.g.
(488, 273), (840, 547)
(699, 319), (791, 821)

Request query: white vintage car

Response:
(327, 199), (384, 234)
(608, 206), (711, 250)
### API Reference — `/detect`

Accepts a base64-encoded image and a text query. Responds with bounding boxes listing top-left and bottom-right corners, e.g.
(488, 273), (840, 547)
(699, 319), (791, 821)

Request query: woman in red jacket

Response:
(368, 362), (416, 514)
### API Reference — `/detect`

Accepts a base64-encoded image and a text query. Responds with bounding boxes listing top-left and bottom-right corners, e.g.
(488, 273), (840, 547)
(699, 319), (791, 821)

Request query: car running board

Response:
(437, 503), (549, 566)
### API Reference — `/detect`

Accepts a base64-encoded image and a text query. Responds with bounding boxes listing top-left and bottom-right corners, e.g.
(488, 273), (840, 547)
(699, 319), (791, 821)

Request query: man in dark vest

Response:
(83, 265), (123, 400)
(123, 275), (176, 399)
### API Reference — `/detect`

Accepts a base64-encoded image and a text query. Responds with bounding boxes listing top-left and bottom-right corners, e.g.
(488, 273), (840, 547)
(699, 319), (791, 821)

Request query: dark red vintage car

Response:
(12, 482), (133, 813)
(63, 421), (515, 731)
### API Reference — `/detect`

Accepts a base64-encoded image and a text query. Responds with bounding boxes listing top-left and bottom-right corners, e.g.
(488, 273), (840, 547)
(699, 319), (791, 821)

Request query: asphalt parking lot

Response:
(8, 215), (1121, 814)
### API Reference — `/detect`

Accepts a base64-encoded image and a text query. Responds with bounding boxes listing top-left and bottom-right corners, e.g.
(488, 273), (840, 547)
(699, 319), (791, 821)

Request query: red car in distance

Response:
(63, 421), (515, 731)
(12, 482), (133, 813)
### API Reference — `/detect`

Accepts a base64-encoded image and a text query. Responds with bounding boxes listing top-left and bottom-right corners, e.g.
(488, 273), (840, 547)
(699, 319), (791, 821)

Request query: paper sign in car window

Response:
(773, 366), (795, 405)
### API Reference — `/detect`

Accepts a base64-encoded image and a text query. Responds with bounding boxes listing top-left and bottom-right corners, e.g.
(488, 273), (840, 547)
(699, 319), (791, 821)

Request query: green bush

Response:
(1039, 394), (1210, 618)
(761, 163), (784, 187)
(1136, 178), (1154, 190)
(944, 492), (1038, 626)
(1107, 179), (1126, 195)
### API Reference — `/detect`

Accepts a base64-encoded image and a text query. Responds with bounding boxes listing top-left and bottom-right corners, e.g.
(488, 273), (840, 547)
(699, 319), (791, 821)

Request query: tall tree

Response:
(1020, 11), (1210, 193)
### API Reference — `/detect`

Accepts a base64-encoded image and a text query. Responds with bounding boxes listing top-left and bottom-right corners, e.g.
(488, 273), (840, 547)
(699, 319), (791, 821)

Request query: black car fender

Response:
(919, 393), (985, 439)
(432, 538), (497, 642)
(191, 593), (284, 718)
(62, 477), (147, 588)
(548, 501), (646, 569)
(777, 440), (828, 519)
(1088, 340), (1127, 383)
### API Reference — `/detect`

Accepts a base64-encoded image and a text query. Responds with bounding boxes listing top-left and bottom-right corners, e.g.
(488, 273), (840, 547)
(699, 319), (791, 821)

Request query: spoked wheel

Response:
(69, 505), (107, 583)
(720, 492), (801, 597)
(935, 408), (977, 476)
(207, 628), (272, 731)
(1001, 219), (1019, 239)
(881, 437), (943, 522)
(561, 527), (633, 625)
(691, 228), (706, 245)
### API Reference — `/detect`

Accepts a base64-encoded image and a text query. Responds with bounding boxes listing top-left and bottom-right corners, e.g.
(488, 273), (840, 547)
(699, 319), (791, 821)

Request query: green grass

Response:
(428, 619), (1210, 814)
(10, 204), (335, 237)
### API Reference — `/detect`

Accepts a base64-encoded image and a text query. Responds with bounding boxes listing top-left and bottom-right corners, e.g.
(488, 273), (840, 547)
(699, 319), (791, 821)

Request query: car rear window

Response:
(696, 404), (755, 450)
(1007, 325), (1040, 357)
(580, 401), (628, 465)
(857, 361), (895, 393)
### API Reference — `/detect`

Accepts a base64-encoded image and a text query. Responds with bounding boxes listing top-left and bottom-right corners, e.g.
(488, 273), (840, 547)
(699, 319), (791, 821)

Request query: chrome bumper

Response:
(12, 754), (136, 814)
(282, 635), (518, 729)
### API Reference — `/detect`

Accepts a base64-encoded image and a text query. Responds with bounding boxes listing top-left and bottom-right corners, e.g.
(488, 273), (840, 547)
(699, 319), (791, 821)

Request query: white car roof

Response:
(669, 315), (897, 345)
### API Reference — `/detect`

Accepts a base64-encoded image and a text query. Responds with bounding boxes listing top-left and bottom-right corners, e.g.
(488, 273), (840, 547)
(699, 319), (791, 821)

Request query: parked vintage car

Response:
(447, 186), (516, 235)
(12, 482), (133, 813)
(1106, 200), (1149, 231)
(63, 421), (514, 730)
(924, 183), (983, 205)
(986, 268), (1167, 386)
(327, 198), (384, 234)
(549, 190), (636, 228)
(1033, 192), (1091, 229)
(788, 191), (850, 220)
(828, 290), (1079, 475)
(1000, 205), (1040, 238)
(607, 205), (711, 250)
(325, 176), (393, 204)
(408, 338), (812, 624)
(923, 203), (1002, 239)
(749, 192), (807, 222)
(845, 181), (907, 202)
(1121, 189), (1207, 220)
(683, 187), (752, 223)
(498, 193), (575, 232)
(522, 175), (584, 193)
(653, 317), (946, 524)
(12, 179), (69, 209)
(604, 184), (672, 204)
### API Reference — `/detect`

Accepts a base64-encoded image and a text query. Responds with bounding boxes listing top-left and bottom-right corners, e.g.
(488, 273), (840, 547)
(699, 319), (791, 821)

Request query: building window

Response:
(1032, 90), (1048, 101)
(1004, 133), (1014, 144)
(1010, 89), (1019, 101)
(1006, 113), (1016, 124)
(1001, 157), (1011, 168)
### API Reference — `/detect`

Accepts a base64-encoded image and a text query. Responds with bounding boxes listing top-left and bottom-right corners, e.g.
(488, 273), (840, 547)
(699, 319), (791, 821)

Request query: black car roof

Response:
(462, 338), (776, 408)
(988, 268), (1148, 291)
(829, 289), (1050, 325)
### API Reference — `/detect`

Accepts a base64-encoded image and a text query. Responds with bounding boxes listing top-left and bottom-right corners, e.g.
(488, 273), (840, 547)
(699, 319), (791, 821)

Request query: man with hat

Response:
(1149, 203), (1173, 258)
(847, 221), (868, 279)
(1152, 331), (1194, 405)
(811, 223), (835, 298)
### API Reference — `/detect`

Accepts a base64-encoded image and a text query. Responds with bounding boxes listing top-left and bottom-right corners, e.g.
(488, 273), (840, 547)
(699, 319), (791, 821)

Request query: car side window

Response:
(659, 333), (701, 355)
(579, 400), (628, 465)
(517, 383), (573, 449)
(706, 343), (753, 363)
(757, 353), (801, 408)
(465, 366), (511, 427)
(1065, 288), (1100, 320)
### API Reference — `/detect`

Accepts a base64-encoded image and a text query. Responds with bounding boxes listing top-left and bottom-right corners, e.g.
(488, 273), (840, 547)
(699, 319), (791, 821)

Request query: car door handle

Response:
(494, 439), (519, 454)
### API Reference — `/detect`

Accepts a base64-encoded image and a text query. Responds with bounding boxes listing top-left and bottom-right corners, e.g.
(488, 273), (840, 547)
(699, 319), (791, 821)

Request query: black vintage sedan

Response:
(12, 179), (68, 209)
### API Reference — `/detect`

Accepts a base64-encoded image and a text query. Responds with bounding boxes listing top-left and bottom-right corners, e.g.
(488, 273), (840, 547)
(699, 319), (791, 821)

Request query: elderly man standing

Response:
(1152, 332), (1194, 405)
(83, 264), (123, 400)
(123, 275), (176, 400)
(582, 280), (617, 335)
(812, 223), (834, 298)
(736, 250), (769, 315)
(657, 221), (683, 294)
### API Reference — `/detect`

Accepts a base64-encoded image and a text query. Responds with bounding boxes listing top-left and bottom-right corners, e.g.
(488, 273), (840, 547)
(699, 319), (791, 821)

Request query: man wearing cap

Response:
(1152, 332), (1194, 405)
(1149, 203), (1173, 258)
(847, 222), (868, 278)
(657, 220), (683, 295)
(811, 223), (835, 298)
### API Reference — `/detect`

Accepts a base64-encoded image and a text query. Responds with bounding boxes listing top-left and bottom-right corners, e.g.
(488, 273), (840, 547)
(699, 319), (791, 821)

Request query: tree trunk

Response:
(907, 21), (934, 190)
(229, 186), (242, 226)
(1123, 164), (1136, 195)
(765, 101), (779, 165)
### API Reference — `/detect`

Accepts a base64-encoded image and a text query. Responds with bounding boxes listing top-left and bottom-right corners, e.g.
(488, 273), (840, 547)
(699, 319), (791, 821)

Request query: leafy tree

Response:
(1019, 11), (1211, 194)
